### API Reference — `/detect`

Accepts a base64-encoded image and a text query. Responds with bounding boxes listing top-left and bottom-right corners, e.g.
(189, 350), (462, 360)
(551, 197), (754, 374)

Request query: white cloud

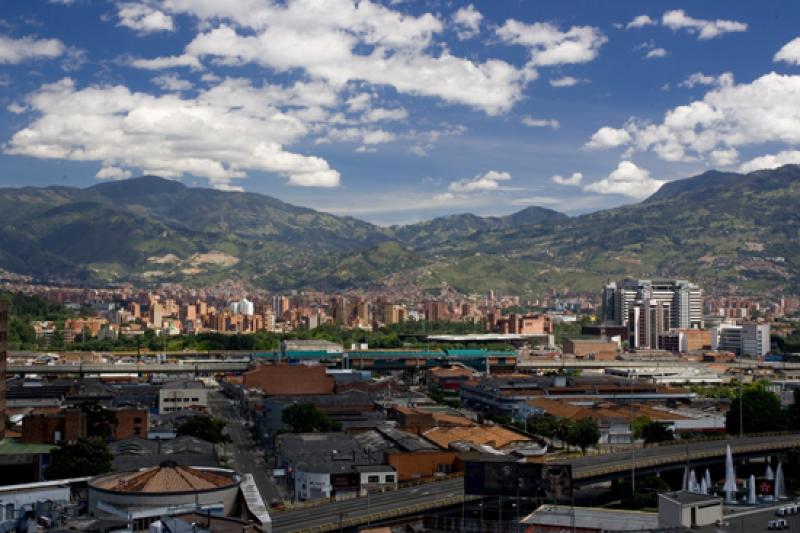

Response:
(552, 172), (582, 186)
(549, 76), (580, 87)
(0, 35), (64, 64)
(130, 54), (202, 70)
(362, 107), (407, 122)
(7, 102), (26, 114)
(96, 165), (133, 180)
(321, 127), (396, 145)
(585, 72), (800, 164)
(143, 1), (528, 115)
(152, 73), (192, 91)
(583, 161), (664, 198)
(117, 3), (175, 33)
(739, 150), (800, 173)
(585, 126), (632, 149)
(497, 19), (606, 67)
(679, 71), (734, 89)
(522, 116), (559, 129)
(626, 15), (656, 29)
(7, 77), (342, 189)
(662, 9), (747, 40)
(775, 37), (800, 65)
(645, 47), (667, 59)
(710, 147), (738, 166)
(448, 170), (511, 193)
(452, 4), (482, 40)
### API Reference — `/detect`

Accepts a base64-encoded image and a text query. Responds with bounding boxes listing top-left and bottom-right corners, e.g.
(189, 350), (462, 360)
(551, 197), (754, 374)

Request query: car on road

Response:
(768, 519), (789, 529)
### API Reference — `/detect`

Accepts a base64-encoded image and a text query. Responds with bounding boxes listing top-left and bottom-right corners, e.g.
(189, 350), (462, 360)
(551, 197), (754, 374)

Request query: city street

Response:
(208, 390), (285, 506)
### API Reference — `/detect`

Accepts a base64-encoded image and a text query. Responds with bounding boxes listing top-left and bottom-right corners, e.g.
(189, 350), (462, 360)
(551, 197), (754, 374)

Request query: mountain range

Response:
(1, 165), (799, 297)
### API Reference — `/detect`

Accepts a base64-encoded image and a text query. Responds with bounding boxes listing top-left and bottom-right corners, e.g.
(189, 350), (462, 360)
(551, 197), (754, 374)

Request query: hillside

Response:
(0, 165), (798, 296)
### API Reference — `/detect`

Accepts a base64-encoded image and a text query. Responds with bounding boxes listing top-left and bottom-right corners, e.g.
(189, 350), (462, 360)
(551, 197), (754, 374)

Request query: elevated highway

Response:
(269, 434), (800, 532)
(6, 361), (251, 375)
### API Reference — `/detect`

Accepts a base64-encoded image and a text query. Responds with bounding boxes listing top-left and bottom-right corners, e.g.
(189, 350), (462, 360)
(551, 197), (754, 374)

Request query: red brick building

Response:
(113, 406), (149, 439)
(243, 364), (335, 396)
(21, 409), (87, 444)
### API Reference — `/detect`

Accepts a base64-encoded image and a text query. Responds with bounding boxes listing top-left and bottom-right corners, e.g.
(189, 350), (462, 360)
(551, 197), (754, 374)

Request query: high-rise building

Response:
(0, 300), (7, 439)
(602, 279), (703, 330)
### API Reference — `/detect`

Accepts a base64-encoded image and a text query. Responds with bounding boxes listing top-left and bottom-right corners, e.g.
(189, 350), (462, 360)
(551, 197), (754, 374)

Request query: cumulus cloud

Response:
(130, 54), (202, 70)
(522, 116), (559, 129)
(626, 15), (656, 29)
(679, 71), (734, 89)
(96, 165), (133, 180)
(552, 172), (582, 186)
(645, 47), (667, 59)
(135, 1), (529, 115)
(117, 3), (175, 33)
(0, 34), (64, 64)
(152, 73), (192, 91)
(775, 37), (800, 65)
(549, 76), (580, 87)
(739, 150), (800, 173)
(662, 9), (747, 40)
(585, 126), (632, 149)
(583, 161), (664, 198)
(497, 19), (606, 67)
(585, 72), (800, 165)
(448, 170), (511, 193)
(452, 4), (482, 40)
(6, 77), (343, 189)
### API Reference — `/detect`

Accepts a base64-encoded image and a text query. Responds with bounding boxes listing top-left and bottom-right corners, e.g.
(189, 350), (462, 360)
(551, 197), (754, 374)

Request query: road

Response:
(568, 434), (800, 480)
(271, 478), (467, 533)
(208, 390), (284, 506)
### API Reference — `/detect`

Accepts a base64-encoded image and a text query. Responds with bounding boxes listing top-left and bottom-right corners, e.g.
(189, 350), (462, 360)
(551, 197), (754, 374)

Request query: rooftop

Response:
(659, 490), (723, 505)
(91, 464), (238, 493)
(522, 505), (658, 530)
(422, 425), (529, 450)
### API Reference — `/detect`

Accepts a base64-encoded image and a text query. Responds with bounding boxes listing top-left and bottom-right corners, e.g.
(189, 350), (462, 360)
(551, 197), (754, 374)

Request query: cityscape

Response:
(1, 2), (800, 533)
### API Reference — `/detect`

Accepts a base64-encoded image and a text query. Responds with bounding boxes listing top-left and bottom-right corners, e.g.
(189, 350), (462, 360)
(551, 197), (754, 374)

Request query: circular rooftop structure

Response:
(88, 464), (241, 521)
(90, 463), (238, 494)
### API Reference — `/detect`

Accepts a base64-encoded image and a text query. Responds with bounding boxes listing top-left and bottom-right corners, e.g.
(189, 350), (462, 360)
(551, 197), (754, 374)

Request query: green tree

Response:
(640, 421), (674, 445)
(76, 401), (118, 440)
(787, 390), (800, 432)
(282, 403), (341, 433)
(45, 437), (112, 479)
(567, 418), (601, 455)
(554, 418), (574, 448)
(725, 385), (786, 435)
(527, 414), (558, 441)
(631, 416), (651, 440)
(176, 416), (232, 444)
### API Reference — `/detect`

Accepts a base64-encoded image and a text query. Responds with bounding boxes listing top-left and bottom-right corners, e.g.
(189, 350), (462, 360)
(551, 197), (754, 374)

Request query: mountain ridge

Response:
(0, 165), (798, 296)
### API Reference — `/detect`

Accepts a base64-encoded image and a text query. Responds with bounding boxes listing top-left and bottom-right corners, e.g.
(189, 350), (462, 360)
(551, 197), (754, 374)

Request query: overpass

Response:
(269, 434), (800, 532)
(517, 359), (800, 371)
(5, 361), (251, 375)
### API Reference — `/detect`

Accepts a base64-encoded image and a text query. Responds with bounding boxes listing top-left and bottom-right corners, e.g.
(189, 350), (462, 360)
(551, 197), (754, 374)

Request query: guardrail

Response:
(289, 494), (473, 533)
(271, 472), (464, 514)
(572, 434), (800, 479)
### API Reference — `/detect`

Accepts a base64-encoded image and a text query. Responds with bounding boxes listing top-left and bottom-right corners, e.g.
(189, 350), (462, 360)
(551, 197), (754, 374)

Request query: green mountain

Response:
(0, 165), (798, 296)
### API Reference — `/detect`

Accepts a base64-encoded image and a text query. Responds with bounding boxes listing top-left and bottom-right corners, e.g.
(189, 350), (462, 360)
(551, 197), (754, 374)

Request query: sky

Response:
(1, 1), (800, 225)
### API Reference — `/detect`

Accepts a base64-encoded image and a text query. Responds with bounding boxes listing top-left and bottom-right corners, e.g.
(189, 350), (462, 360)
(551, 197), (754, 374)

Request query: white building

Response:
(229, 298), (255, 316)
(158, 380), (208, 414)
(713, 323), (770, 356)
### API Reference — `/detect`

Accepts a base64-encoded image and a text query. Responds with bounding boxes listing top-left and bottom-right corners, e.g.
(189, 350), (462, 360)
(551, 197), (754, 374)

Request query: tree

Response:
(77, 401), (118, 440)
(631, 416), (651, 440)
(567, 418), (601, 455)
(787, 390), (800, 432)
(45, 438), (112, 479)
(640, 421), (674, 445)
(527, 414), (558, 441)
(725, 385), (785, 435)
(176, 416), (232, 444)
(554, 418), (574, 448)
(282, 403), (341, 433)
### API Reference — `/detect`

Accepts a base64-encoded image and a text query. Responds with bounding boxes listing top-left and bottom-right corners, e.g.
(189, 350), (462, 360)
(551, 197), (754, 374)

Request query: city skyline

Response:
(0, 1), (799, 224)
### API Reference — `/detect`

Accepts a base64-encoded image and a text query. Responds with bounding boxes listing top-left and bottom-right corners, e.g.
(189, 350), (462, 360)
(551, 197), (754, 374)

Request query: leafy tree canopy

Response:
(282, 403), (341, 433)
(45, 437), (112, 480)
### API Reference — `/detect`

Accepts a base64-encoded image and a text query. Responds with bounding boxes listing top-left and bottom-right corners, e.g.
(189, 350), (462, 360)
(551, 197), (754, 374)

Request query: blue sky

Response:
(1, 1), (800, 225)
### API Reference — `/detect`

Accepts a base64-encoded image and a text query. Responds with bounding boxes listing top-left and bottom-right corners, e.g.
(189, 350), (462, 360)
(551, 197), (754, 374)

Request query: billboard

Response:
(464, 461), (572, 500)
(756, 478), (775, 496)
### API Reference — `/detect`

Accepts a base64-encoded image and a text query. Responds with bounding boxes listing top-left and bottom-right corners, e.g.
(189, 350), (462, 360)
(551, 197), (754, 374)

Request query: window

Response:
(367, 475), (379, 483)
(134, 427), (141, 435)
(191, 398), (199, 402)
(133, 417), (142, 423)
(385, 475), (395, 483)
